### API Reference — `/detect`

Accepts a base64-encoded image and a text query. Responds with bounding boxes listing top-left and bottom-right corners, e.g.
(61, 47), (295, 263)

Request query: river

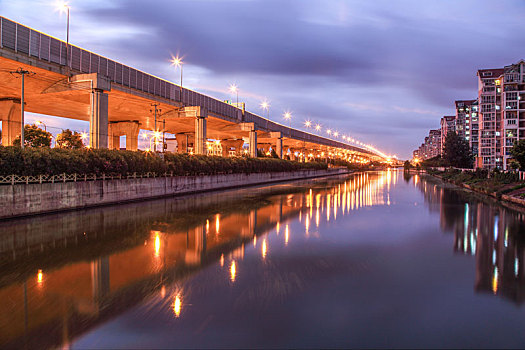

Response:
(1, 170), (525, 348)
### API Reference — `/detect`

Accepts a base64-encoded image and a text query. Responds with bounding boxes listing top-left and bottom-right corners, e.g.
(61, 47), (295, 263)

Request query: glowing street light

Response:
(326, 129), (332, 136)
(170, 55), (184, 101)
(260, 100), (270, 119)
(315, 124), (321, 134)
(304, 120), (312, 129)
(35, 120), (47, 132)
(334, 131), (339, 138)
(55, 1), (70, 71)
(229, 84), (239, 106)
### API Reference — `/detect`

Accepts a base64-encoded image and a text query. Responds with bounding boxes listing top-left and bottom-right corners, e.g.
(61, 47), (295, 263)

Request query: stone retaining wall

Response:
(0, 168), (349, 219)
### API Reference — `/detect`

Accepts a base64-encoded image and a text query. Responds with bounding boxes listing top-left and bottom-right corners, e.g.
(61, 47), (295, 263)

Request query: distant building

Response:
(440, 115), (456, 155)
(477, 67), (505, 169)
(501, 60), (525, 169)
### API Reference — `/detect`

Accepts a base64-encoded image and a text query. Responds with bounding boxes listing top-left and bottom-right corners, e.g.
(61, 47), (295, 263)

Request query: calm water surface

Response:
(1, 170), (525, 349)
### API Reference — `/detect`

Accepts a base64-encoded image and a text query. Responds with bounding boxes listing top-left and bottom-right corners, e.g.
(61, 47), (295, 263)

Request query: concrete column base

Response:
(0, 98), (21, 146)
(249, 130), (258, 157)
(90, 90), (108, 149)
(108, 121), (140, 150)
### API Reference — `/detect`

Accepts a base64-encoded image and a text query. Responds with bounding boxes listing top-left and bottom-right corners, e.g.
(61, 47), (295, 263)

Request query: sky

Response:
(1, 0), (524, 159)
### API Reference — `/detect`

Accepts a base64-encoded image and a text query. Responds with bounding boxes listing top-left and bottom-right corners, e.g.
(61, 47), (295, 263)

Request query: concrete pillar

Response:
(220, 139), (244, 157)
(108, 121), (140, 151)
(275, 138), (283, 158)
(90, 90), (108, 149)
(249, 130), (257, 157)
(259, 143), (271, 156)
(0, 98), (21, 146)
(108, 123), (120, 150)
(175, 133), (189, 153)
(194, 117), (207, 155)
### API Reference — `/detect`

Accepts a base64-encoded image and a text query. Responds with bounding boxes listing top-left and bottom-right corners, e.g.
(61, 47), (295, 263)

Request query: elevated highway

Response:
(0, 16), (385, 162)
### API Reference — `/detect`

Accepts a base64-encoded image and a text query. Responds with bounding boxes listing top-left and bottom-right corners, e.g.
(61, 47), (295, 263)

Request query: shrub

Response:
(0, 146), (328, 177)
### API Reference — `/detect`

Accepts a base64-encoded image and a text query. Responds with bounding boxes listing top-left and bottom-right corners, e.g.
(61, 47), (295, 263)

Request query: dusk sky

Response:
(1, 0), (524, 158)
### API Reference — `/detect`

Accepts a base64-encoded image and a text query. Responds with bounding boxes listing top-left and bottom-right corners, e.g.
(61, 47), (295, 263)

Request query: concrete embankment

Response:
(0, 168), (349, 220)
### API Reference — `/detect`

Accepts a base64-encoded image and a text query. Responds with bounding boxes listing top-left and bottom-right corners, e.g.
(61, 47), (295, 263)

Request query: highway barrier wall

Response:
(0, 168), (349, 220)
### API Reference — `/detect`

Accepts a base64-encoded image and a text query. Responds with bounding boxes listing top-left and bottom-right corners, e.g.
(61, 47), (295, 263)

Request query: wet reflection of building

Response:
(414, 174), (525, 304)
(0, 171), (398, 349)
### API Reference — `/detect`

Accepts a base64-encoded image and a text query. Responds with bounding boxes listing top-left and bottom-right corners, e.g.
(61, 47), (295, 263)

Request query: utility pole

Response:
(162, 119), (166, 152)
(10, 68), (35, 148)
(150, 103), (161, 152)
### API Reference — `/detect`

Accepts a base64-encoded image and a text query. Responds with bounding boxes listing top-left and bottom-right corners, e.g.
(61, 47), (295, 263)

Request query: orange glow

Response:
(492, 268), (498, 294)
(206, 219), (210, 234)
(37, 269), (43, 285)
(154, 231), (161, 257)
(173, 294), (182, 317)
(262, 239), (267, 259)
(230, 260), (237, 282)
(285, 225), (289, 246)
(220, 254), (224, 267)
(276, 221), (280, 235)
(160, 285), (166, 298)
(215, 214), (220, 235)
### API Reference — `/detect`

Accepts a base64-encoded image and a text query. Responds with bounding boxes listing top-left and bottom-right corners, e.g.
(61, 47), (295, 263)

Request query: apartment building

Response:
(477, 67), (504, 169)
(501, 60), (525, 169)
(440, 115), (456, 154)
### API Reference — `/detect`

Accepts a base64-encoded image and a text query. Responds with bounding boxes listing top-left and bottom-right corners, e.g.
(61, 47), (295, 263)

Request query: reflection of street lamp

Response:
(35, 120), (47, 132)
(229, 84), (239, 106)
(170, 55), (184, 101)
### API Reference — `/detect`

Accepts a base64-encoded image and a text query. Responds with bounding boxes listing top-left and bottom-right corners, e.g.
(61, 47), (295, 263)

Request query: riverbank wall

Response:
(425, 171), (525, 212)
(0, 168), (349, 220)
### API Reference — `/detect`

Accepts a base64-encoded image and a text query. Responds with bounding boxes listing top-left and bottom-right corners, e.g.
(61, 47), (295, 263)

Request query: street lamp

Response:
(229, 84), (239, 106)
(315, 124), (321, 135)
(304, 120), (312, 130)
(326, 129), (332, 136)
(35, 120), (47, 132)
(170, 55), (184, 101)
(260, 100), (270, 119)
(55, 1), (70, 71)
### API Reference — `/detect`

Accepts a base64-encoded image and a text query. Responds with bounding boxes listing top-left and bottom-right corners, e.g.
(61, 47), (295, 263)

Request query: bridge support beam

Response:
(90, 90), (108, 149)
(249, 130), (257, 157)
(220, 139), (244, 157)
(194, 108), (207, 155)
(270, 132), (283, 159)
(0, 98), (21, 146)
(108, 121), (140, 150)
(175, 133), (192, 153)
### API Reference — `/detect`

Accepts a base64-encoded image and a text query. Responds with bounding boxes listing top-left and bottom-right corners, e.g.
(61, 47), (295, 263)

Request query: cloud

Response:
(2, 0), (524, 158)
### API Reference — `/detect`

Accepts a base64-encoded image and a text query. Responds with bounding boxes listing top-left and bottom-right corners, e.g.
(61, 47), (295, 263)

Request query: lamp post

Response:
(315, 124), (321, 135)
(56, 1), (70, 72)
(260, 100), (270, 119)
(229, 84), (239, 106)
(170, 55), (184, 102)
(283, 111), (292, 137)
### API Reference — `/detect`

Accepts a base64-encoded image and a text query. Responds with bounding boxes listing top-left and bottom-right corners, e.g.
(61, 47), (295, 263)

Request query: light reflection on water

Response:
(1, 170), (525, 348)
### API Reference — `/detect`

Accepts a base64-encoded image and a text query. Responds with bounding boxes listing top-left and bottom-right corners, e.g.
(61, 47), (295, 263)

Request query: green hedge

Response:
(0, 146), (327, 176)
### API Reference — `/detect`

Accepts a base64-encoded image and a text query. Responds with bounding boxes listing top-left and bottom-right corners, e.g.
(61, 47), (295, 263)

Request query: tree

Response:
(510, 140), (525, 170)
(13, 124), (52, 147)
(443, 131), (473, 168)
(403, 160), (412, 170)
(55, 129), (85, 149)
